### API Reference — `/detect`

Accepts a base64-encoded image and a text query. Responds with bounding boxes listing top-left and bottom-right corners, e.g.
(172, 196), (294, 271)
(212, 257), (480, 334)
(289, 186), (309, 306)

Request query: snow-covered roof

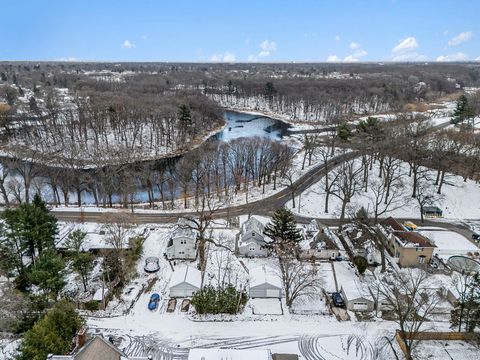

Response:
(172, 227), (196, 239)
(169, 266), (202, 289)
(93, 287), (109, 301)
(188, 348), (271, 360)
(249, 266), (282, 289)
(334, 262), (372, 301)
(242, 216), (265, 234)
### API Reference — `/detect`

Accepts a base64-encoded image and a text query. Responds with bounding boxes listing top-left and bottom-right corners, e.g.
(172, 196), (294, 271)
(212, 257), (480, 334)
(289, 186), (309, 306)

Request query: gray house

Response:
(169, 266), (202, 298)
(166, 222), (197, 260)
(238, 217), (270, 257)
(249, 266), (283, 298)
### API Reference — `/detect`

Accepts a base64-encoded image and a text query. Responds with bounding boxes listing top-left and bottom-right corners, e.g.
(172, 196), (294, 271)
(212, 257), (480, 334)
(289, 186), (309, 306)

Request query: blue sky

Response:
(1, 0), (479, 62)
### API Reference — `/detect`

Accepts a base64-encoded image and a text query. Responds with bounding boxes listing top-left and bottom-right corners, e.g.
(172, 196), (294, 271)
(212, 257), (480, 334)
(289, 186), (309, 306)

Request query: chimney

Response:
(77, 327), (87, 349)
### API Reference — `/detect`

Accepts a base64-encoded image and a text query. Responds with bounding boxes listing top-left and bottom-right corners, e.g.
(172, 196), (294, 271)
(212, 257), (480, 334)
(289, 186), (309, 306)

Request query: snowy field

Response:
(417, 228), (479, 259)
(287, 159), (480, 221)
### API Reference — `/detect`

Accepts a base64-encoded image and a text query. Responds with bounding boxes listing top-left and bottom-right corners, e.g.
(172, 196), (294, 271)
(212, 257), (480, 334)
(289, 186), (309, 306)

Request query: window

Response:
(180, 239), (187, 245)
(418, 255), (426, 264)
(416, 247), (423, 252)
(249, 247), (255, 251)
(179, 251), (185, 255)
(252, 232), (256, 237)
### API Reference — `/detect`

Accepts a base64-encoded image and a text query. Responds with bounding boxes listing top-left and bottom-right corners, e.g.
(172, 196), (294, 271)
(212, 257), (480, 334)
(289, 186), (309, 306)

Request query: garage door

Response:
(352, 302), (368, 311)
(266, 289), (280, 298)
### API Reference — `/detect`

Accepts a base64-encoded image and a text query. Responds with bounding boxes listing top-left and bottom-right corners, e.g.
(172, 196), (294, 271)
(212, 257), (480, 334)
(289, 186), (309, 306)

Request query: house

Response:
(300, 223), (342, 261)
(188, 349), (272, 360)
(165, 221), (197, 260)
(49, 334), (148, 360)
(249, 266), (282, 298)
(334, 262), (375, 312)
(169, 266), (202, 298)
(238, 217), (270, 257)
(382, 217), (436, 268)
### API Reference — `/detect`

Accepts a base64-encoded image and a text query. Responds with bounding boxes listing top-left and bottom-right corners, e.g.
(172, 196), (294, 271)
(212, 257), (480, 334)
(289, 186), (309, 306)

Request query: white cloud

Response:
(343, 55), (359, 62)
(327, 54), (341, 62)
(335, 35), (341, 41)
(390, 37), (426, 61)
(448, 31), (473, 46)
(248, 40), (277, 61)
(476, 56), (480, 61)
(54, 57), (79, 62)
(392, 37), (418, 54)
(210, 52), (236, 62)
(436, 52), (468, 62)
(260, 40), (276, 52)
(349, 42), (360, 50)
(122, 40), (135, 49)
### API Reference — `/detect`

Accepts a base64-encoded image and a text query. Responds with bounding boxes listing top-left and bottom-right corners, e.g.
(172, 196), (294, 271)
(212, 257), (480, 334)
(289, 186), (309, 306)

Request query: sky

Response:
(1, 0), (479, 63)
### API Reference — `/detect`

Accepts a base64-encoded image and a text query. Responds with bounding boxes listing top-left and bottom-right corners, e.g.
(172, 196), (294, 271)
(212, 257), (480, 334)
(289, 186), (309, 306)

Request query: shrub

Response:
(353, 256), (369, 274)
(84, 300), (100, 311)
(191, 285), (247, 315)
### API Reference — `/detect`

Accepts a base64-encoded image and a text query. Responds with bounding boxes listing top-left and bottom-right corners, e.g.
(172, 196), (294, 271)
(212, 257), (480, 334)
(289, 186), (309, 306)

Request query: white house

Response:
(166, 222), (197, 260)
(169, 266), (202, 298)
(249, 266), (283, 298)
(238, 217), (270, 257)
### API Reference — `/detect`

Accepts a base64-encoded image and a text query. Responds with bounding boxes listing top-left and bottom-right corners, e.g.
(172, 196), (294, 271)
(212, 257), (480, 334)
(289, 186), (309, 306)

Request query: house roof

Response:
(394, 231), (436, 248)
(242, 216), (265, 234)
(74, 336), (127, 360)
(188, 348), (271, 360)
(169, 266), (202, 289)
(334, 262), (372, 301)
(249, 266), (282, 289)
(382, 217), (406, 232)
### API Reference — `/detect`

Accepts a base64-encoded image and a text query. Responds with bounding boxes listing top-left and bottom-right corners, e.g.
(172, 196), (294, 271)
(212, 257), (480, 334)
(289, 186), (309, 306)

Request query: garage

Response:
(169, 266), (202, 298)
(352, 301), (369, 311)
(249, 265), (283, 299)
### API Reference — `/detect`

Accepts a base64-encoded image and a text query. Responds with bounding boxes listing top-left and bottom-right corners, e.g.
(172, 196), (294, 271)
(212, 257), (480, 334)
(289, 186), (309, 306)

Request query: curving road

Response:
(51, 152), (357, 224)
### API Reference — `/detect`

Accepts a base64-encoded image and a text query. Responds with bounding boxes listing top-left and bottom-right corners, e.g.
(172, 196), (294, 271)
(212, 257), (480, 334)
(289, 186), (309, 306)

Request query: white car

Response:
(144, 257), (160, 273)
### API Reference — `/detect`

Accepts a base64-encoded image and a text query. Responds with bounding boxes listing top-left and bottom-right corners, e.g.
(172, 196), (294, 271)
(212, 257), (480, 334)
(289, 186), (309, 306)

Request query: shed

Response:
(334, 262), (374, 312)
(422, 206), (443, 218)
(249, 266), (282, 298)
(169, 266), (202, 298)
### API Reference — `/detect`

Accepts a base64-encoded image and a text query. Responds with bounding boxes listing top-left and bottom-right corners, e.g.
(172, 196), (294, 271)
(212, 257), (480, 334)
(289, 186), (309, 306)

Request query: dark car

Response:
(148, 293), (160, 311)
(472, 233), (480, 241)
(331, 292), (345, 307)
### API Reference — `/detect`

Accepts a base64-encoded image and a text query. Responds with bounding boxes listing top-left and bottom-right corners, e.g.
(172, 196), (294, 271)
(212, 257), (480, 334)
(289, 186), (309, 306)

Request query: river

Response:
(1, 111), (290, 206)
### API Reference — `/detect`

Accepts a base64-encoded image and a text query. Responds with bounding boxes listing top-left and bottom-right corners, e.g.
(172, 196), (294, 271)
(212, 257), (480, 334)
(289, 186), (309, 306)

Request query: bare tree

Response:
(275, 254), (322, 308)
(373, 269), (440, 360)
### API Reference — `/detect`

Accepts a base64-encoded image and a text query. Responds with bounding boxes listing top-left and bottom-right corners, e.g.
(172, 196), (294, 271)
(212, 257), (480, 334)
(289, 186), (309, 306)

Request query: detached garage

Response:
(169, 266), (202, 298)
(249, 266), (282, 298)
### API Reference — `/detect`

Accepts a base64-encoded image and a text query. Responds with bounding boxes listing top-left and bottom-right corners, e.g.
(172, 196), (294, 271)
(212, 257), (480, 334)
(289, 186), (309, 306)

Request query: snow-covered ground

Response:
(287, 159), (480, 221)
(417, 228), (479, 260)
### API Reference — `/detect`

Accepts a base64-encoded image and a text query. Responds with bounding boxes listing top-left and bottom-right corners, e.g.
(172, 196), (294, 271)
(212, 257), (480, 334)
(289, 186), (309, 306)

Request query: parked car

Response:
(148, 293), (160, 310)
(472, 233), (480, 241)
(144, 257), (160, 273)
(404, 221), (417, 231)
(331, 292), (345, 307)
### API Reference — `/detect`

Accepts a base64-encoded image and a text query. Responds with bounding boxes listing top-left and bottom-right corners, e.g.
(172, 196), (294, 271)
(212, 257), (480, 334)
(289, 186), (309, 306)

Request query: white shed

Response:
(169, 266), (202, 298)
(249, 266), (282, 298)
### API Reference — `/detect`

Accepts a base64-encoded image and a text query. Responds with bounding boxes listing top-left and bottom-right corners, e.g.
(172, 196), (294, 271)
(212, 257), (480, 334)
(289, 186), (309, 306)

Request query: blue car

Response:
(148, 293), (160, 310)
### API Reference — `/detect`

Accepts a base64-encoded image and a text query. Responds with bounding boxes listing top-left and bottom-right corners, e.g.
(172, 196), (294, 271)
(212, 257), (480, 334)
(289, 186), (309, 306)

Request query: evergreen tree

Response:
(337, 122), (352, 141)
(65, 230), (94, 292)
(263, 208), (302, 255)
(1, 193), (58, 269)
(264, 81), (276, 101)
(17, 301), (83, 360)
(178, 104), (192, 137)
(452, 94), (474, 123)
(29, 249), (65, 299)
